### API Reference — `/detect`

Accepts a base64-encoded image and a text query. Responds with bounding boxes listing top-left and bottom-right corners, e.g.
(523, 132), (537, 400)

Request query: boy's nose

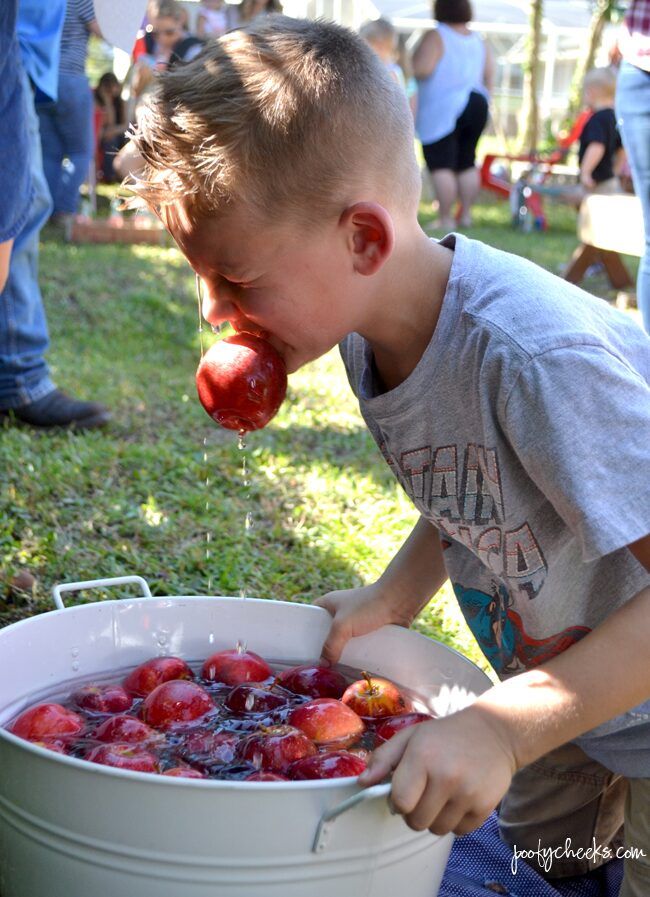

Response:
(200, 279), (236, 329)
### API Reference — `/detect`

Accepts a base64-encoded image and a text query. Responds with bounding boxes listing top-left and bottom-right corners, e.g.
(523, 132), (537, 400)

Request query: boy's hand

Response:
(359, 707), (517, 835)
(314, 582), (415, 666)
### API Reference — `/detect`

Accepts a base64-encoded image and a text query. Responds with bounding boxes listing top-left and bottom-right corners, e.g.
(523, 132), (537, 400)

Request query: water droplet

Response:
(209, 632), (215, 644)
(237, 430), (247, 450)
(206, 533), (211, 543)
(245, 692), (255, 712)
(72, 661), (80, 672)
(71, 647), (80, 658)
(245, 512), (254, 531)
(236, 639), (247, 654)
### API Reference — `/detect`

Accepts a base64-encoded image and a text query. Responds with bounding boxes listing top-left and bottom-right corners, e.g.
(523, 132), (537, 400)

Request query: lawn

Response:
(0, 193), (641, 676)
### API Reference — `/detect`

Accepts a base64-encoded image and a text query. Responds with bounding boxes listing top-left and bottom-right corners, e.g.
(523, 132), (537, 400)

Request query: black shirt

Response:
(578, 107), (622, 184)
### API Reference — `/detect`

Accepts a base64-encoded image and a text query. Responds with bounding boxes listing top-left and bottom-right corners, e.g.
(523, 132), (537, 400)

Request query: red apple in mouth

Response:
(277, 665), (347, 699)
(71, 683), (133, 715)
(201, 648), (272, 687)
(195, 333), (287, 431)
(374, 712), (432, 742)
(10, 703), (85, 742)
(341, 673), (409, 720)
(142, 680), (215, 731)
(94, 715), (164, 746)
(237, 725), (317, 773)
(85, 743), (160, 773)
(123, 656), (194, 698)
(288, 750), (367, 780)
(288, 698), (365, 747)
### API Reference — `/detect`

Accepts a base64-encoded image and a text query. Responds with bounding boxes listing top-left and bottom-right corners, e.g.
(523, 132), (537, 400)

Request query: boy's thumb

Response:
(319, 628), (344, 667)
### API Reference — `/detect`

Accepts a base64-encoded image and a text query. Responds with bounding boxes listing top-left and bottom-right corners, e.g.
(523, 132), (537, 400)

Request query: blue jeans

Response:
(616, 62), (650, 333)
(36, 72), (93, 216)
(0, 68), (55, 409)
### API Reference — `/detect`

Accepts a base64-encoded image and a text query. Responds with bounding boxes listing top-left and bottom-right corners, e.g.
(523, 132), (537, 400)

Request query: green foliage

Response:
(1, 196), (639, 676)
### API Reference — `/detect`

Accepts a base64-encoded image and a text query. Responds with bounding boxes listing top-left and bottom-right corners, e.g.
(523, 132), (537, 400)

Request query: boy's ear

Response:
(340, 202), (395, 276)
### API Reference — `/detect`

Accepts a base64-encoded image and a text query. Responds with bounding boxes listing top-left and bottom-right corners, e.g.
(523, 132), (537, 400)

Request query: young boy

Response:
(129, 17), (650, 893)
(579, 67), (623, 194)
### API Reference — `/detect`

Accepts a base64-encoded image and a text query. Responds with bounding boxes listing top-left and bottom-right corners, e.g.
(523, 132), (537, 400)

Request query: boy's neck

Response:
(360, 231), (454, 393)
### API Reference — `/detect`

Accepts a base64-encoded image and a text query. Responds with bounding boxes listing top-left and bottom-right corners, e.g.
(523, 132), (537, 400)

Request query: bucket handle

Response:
(52, 576), (152, 610)
(312, 781), (392, 853)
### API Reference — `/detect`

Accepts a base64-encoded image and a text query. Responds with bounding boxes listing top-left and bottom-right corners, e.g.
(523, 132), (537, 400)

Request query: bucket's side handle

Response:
(312, 781), (392, 853)
(52, 576), (152, 610)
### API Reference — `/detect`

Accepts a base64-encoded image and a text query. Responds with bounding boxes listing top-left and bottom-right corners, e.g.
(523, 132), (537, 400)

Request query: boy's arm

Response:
(316, 516), (448, 665)
(580, 141), (605, 189)
(361, 536), (650, 835)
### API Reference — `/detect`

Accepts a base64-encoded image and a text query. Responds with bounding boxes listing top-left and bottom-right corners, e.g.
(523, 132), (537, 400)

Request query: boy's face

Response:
(162, 201), (364, 374)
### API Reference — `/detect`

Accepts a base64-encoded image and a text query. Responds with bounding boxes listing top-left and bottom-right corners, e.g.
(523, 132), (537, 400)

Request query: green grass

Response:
(0, 195), (641, 676)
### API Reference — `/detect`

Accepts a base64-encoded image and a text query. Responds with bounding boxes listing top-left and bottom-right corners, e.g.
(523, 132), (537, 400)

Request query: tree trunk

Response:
(518, 0), (544, 154)
(566, 0), (616, 121)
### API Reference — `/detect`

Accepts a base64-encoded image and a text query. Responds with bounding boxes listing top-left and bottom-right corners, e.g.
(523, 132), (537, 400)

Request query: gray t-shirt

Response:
(340, 234), (650, 776)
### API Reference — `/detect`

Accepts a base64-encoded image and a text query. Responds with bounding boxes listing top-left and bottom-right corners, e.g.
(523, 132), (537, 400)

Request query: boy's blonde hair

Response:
(130, 16), (420, 225)
(583, 66), (617, 100)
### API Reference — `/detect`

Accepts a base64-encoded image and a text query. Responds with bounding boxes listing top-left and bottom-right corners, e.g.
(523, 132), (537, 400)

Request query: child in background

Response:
(359, 18), (405, 91)
(578, 67), (624, 194)
(129, 18), (650, 896)
(196, 0), (238, 39)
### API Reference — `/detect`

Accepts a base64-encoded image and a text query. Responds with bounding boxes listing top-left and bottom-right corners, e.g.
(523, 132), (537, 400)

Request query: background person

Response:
(196, 0), (240, 38)
(239, 0), (282, 24)
(94, 72), (128, 182)
(359, 18), (405, 91)
(36, 0), (101, 235)
(616, 0), (650, 333)
(412, 0), (493, 229)
(1, 0), (110, 428)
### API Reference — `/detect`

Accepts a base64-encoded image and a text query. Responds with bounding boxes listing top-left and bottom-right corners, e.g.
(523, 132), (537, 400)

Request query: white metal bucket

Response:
(0, 577), (491, 897)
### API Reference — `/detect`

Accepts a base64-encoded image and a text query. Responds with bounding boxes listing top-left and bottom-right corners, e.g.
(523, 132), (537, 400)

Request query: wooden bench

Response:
(564, 193), (644, 292)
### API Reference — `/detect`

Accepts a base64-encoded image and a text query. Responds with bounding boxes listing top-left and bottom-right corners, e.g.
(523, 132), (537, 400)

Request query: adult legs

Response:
(0, 68), (109, 427)
(616, 63), (650, 333)
(38, 72), (94, 216)
(456, 91), (489, 228)
(430, 170), (457, 229)
(0, 69), (55, 408)
(619, 778), (650, 897)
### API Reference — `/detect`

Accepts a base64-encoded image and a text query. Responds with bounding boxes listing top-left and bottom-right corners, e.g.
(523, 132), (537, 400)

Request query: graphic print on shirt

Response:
(380, 441), (548, 602)
(452, 582), (591, 675)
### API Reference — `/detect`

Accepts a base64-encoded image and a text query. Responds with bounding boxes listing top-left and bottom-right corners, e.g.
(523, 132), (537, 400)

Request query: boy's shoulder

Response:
(441, 234), (648, 376)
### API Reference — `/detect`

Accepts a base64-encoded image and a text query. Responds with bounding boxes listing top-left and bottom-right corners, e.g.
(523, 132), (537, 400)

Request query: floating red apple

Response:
(289, 698), (365, 747)
(196, 333), (287, 431)
(341, 673), (409, 719)
(277, 665), (347, 699)
(375, 712), (432, 742)
(142, 680), (215, 731)
(224, 684), (289, 715)
(163, 766), (206, 779)
(289, 750), (367, 780)
(123, 656), (194, 697)
(86, 743), (159, 773)
(10, 703), (85, 742)
(94, 715), (164, 746)
(202, 648), (272, 686)
(176, 729), (239, 767)
(71, 683), (133, 715)
(237, 725), (317, 773)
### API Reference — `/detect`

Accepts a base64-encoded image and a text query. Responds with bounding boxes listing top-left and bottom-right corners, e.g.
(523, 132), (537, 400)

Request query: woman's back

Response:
(415, 23), (486, 144)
